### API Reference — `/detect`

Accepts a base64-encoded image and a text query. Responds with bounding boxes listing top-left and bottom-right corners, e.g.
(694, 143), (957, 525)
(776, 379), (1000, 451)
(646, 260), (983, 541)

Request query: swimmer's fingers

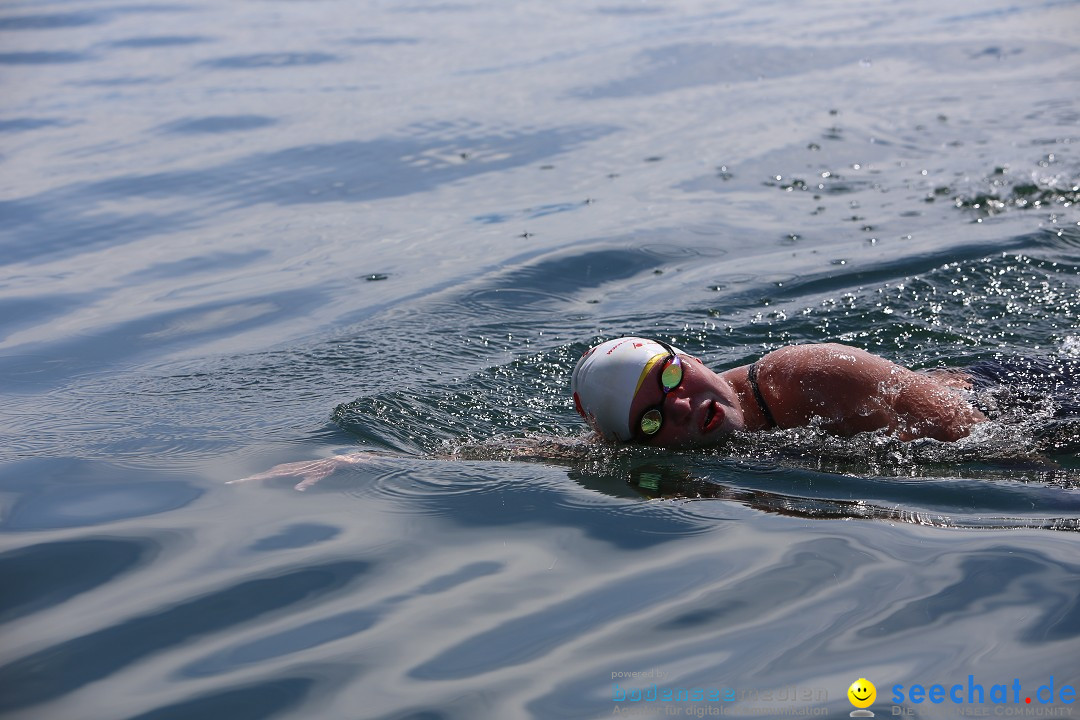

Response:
(923, 368), (973, 390)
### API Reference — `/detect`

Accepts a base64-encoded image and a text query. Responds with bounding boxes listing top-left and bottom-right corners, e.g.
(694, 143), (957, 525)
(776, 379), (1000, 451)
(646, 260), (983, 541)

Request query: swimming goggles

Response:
(638, 340), (683, 436)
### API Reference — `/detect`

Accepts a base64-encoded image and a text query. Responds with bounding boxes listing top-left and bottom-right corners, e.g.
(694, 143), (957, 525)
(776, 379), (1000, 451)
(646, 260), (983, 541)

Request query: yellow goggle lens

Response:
(640, 408), (663, 435)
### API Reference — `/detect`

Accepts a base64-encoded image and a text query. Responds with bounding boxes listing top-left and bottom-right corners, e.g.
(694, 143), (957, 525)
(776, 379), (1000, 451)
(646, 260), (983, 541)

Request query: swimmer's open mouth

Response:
(702, 399), (721, 433)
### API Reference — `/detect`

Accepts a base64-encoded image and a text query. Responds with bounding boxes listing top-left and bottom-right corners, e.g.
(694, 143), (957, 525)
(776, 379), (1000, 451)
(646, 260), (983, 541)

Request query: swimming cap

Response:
(570, 337), (683, 442)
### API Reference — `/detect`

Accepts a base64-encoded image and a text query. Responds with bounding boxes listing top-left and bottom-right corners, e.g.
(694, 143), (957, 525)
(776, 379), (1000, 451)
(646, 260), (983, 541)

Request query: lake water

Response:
(1, 1), (1079, 718)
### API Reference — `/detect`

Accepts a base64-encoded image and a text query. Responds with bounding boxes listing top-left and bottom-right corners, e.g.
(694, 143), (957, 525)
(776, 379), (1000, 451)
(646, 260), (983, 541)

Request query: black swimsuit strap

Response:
(747, 361), (777, 428)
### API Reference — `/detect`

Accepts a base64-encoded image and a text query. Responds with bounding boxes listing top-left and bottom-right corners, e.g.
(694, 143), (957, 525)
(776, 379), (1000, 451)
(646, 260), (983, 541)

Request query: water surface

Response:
(1, 1), (1079, 718)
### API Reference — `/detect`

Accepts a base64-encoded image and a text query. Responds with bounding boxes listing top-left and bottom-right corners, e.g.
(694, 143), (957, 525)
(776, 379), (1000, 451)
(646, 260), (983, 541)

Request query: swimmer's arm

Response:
(777, 344), (983, 441)
(772, 344), (901, 436)
(231, 436), (597, 490)
(229, 453), (390, 491)
(890, 372), (986, 441)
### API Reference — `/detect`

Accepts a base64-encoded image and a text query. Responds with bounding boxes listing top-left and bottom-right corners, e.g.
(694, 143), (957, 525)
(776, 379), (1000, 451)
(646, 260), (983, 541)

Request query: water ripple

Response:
(198, 52), (340, 69)
(0, 560), (372, 714)
(0, 537), (157, 624)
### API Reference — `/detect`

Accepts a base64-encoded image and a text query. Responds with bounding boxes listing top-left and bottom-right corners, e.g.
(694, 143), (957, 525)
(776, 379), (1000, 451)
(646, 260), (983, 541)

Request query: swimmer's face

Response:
(627, 353), (743, 448)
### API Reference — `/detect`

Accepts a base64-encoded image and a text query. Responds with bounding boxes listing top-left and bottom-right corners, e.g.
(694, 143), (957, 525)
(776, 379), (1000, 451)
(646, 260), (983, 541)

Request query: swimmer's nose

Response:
(665, 390), (694, 425)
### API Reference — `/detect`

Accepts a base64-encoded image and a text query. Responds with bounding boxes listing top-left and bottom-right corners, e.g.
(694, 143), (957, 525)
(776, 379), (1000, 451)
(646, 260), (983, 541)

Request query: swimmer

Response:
(234, 336), (988, 490)
(571, 337), (986, 448)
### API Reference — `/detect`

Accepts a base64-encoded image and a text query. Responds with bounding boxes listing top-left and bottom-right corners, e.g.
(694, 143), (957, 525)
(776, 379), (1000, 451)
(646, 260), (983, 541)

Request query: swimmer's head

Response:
(570, 337), (681, 442)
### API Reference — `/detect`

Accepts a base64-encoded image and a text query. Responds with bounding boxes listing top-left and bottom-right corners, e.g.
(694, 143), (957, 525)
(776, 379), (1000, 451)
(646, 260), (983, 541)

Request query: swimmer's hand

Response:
(229, 453), (383, 491)
(922, 368), (973, 391)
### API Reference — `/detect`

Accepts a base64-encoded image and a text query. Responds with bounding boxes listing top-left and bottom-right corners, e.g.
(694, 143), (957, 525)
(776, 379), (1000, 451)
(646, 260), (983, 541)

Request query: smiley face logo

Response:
(847, 678), (876, 708)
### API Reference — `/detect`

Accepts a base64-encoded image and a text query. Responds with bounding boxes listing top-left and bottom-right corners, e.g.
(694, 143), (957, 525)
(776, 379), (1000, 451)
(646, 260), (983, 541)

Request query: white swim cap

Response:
(570, 337), (682, 442)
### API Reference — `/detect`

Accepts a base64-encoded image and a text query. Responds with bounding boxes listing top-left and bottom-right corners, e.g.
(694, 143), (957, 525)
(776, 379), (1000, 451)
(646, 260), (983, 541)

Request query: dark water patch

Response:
(68, 75), (166, 86)
(860, 548), (1080, 640)
(343, 36), (419, 46)
(334, 240), (682, 340)
(123, 677), (315, 720)
(409, 554), (738, 680)
(595, 5), (667, 15)
(370, 712), (450, 720)
(0, 51), (90, 64)
(181, 560), (500, 678)
(0, 289), (325, 385)
(121, 249), (269, 282)
(198, 52), (340, 69)
(654, 539), (868, 631)
(1033, 222), (1080, 254)
(180, 608), (382, 678)
(941, 1), (1074, 23)
(374, 712), (448, 720)
(393, 3), (474, 12)
(1023, 579), (1080, 642)
(2, 481), (203, 530)
(249, 523), (341, 552)
(101, 3), (196, 15)
(0, 196), (199, 265)
(109, 35), (210, 48)
(474, 200), (586, 224)
(0, 12), (103, 30)
(0, 292), (92, 342)
(0, 560), (371, 713)
(157, 114), (279, 134)
(413, 560), (502, 594)
(0, 117), (70, 132)
(432, 243), (674, 321)
(0, 537), (155, 624)
(470, 245), (665, 296)
(967, 45), (1022, 61)
(459, 288), (577, 316)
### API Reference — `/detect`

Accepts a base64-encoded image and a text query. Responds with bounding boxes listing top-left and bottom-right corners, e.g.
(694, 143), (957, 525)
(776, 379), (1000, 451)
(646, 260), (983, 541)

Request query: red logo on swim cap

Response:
(573, 391), (585, 418)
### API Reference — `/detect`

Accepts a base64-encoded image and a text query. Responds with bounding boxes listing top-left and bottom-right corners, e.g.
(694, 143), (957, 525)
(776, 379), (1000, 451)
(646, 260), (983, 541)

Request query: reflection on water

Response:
(1, 0), (1078, 718)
